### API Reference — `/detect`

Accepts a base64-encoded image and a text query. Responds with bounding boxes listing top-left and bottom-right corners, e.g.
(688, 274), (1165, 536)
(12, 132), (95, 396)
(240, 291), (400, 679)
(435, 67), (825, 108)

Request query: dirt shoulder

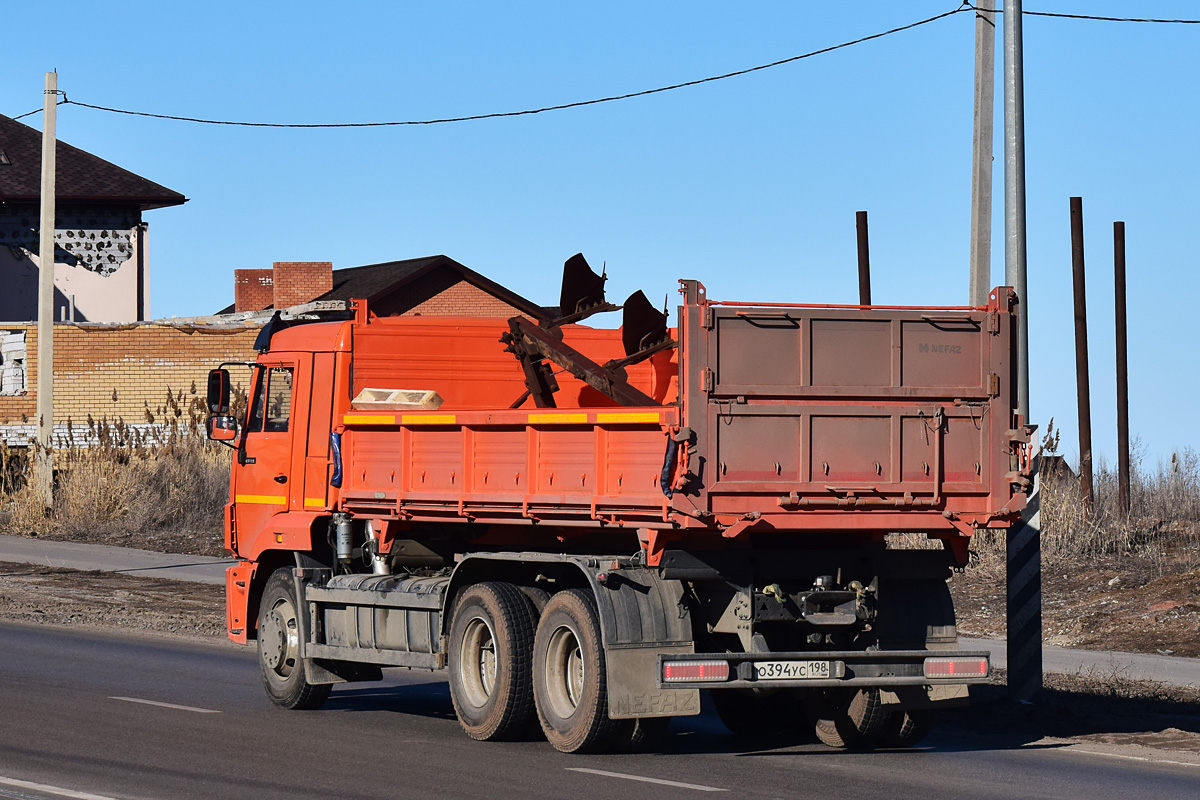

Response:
(0, 560), (225, 639)
(951, 553), (1200, 659)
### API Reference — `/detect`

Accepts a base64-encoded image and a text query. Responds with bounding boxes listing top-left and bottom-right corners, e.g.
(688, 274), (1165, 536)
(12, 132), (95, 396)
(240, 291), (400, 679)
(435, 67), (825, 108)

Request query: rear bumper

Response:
(656, 649), (992, 690)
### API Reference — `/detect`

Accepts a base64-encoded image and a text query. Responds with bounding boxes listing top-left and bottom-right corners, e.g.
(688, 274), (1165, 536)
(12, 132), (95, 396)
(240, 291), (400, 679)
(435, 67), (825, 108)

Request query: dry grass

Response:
(1, 389), (234, 555)
(969, 442), (1200, 579)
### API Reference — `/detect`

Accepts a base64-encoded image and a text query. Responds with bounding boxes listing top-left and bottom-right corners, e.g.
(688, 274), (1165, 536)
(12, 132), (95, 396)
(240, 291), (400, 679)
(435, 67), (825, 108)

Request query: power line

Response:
(8, 4), (1198, 128)
(53, 5), (972, 129)
(974, 5), (1200, 23)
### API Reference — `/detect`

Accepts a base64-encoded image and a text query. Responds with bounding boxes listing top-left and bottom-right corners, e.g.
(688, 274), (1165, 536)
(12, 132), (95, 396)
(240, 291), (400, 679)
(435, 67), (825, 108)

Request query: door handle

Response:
(273, 475), (287, 484)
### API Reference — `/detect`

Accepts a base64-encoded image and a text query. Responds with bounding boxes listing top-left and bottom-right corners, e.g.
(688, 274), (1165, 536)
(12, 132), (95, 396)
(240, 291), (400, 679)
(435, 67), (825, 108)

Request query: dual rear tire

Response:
(448, 584), (663, 753)
(447, 582), (537, 741)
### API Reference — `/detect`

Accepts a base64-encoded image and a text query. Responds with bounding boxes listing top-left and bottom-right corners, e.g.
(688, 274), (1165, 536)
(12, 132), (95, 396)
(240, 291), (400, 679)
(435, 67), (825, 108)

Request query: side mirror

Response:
(207, 369), (231, 415)
(207, 414), (238, 442)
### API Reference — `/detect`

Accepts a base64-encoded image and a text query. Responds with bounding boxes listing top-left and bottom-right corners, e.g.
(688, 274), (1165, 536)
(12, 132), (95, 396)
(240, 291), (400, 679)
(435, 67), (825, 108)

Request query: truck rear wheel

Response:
(259, 568), (331, 710)
(448, 582), (536, 741)
(533, 589), (617, 753)
(810, 688), (895, 749)
(612, 716), (671, 753)
(881, 709), (934, 748)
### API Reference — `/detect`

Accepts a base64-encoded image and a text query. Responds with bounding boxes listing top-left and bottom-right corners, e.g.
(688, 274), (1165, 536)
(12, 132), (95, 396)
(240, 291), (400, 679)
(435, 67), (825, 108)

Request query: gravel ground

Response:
(0, 560), (225, 639)
(951, 554), (1200, 658)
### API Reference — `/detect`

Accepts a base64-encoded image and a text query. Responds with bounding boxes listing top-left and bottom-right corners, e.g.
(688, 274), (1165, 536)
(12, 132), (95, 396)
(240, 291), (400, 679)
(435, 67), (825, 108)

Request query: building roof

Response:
(0, 114), (187, 210)
(314, 254), (549, 319)
(215, 255), (552, 320)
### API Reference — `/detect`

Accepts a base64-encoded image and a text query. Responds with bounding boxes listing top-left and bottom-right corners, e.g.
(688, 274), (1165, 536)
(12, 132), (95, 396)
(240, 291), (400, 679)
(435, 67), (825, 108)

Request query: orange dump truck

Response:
(206, 259), (1033, 753)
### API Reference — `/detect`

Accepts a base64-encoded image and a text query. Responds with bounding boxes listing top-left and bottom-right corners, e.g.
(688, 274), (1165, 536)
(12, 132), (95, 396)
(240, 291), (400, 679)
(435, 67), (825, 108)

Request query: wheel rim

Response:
(458, 616), (498, 709)
(544, 624), (585, 719)
(261, 596), (299, 679)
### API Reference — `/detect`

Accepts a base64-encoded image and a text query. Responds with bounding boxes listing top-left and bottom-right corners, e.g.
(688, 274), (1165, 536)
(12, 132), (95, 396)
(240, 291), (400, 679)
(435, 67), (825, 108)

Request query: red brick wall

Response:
(235, 269), (274, 312)
(370, 268), (525, 317)
(0, 323), (260, 428)
(273, 262), (332, 310)
(405, 279), (524, 317)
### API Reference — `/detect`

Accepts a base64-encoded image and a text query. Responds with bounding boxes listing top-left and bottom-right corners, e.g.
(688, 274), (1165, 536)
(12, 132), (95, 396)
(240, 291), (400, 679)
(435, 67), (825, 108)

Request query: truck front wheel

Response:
(258, 568), (331, 710)
(533, 589), (617, 753)
(447, 582), (536, 741)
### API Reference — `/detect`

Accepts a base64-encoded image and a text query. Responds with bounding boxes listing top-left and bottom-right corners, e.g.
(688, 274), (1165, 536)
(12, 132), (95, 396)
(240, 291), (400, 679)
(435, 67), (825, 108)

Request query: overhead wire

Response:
(6, 3), (1199, 128)
(974, 5), (1200, 24)
(34, 5), (975, 129)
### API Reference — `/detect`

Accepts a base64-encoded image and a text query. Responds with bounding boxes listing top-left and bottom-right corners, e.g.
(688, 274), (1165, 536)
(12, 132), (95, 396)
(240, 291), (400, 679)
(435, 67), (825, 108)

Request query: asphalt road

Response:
(2, 623), (1198, 800)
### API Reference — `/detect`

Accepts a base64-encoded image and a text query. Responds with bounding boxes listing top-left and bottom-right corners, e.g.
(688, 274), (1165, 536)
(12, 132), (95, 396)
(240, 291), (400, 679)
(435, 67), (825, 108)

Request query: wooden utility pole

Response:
(36, 72), (57, 508)
(969, 5), (996, 306)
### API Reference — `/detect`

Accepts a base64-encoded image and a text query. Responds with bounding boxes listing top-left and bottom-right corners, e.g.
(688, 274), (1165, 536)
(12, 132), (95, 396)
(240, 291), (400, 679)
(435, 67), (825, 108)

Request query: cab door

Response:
(232, 360), (301, 557)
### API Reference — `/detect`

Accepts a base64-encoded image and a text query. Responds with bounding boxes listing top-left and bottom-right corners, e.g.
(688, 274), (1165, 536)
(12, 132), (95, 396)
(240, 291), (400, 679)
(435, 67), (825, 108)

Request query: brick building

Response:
(228, 255), (549, 320)
(0, 321), (260, 446)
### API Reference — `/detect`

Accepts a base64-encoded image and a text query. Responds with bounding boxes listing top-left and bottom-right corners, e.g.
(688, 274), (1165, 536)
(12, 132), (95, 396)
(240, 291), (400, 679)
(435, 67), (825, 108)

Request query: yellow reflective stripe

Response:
(304, 498), (326, 508)
(401, 414), (456, 424)
(596, 412), (661, 423)
(236, 494), (287, 505)
(344, 414), (396, 425)
(528, 413), (587, 424)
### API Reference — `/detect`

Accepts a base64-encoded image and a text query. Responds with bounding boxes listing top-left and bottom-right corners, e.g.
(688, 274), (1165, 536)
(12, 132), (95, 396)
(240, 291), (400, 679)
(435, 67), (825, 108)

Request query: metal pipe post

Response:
(35, 71), (58, 509)
(1114, 221), (1130, 516)
(1070, 197), (1093, 512)
(969, 6), (996, 306)
(856, 211), (871, 305)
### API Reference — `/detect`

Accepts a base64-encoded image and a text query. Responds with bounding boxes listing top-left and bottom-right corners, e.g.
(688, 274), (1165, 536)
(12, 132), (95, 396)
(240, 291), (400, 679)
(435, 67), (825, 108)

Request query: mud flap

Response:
(880, 684), (970, 710)
(606, 644), (700, 719)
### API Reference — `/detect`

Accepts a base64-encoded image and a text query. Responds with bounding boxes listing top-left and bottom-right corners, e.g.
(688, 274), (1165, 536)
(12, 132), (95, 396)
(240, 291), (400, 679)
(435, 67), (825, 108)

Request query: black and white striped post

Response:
(1006, 447), (1042, 701)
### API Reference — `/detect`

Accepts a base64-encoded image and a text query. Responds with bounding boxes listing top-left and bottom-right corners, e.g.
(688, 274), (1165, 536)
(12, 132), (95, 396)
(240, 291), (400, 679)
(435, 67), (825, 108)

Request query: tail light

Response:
(923, 656), (989, 678)
(662, 660), (730, 683)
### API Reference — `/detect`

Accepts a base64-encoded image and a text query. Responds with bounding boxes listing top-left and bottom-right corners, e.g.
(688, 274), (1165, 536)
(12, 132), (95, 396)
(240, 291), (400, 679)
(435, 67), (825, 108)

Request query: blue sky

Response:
(3, 2), (1197, 466)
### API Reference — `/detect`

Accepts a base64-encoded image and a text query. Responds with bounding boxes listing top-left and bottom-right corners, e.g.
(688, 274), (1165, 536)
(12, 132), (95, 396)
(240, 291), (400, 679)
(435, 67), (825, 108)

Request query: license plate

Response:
(752, 660), (833, 681)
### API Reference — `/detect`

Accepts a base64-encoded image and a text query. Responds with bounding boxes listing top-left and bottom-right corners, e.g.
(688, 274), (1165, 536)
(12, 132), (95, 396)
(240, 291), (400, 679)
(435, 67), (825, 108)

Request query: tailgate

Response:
(675, 283), (1026, 533)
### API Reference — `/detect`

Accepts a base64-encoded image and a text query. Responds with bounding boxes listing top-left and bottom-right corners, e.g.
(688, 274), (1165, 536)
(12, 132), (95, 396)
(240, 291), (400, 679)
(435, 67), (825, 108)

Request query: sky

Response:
(2, 2), (1197, 467)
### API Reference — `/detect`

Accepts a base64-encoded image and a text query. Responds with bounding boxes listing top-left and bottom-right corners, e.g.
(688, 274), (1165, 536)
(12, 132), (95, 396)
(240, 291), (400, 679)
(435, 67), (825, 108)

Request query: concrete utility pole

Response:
(1004, 1), (1029, 415)
(1002, 0), (1042, 704)
(36, 71), (57, 508)
(968, 5), (996, 306)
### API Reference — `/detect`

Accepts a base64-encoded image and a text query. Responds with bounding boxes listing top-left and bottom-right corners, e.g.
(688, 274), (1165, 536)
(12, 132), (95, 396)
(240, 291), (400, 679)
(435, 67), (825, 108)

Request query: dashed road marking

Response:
(0, 775), (121, 800)
(566, 768), (726, 792)
(109, 696), (220, 714)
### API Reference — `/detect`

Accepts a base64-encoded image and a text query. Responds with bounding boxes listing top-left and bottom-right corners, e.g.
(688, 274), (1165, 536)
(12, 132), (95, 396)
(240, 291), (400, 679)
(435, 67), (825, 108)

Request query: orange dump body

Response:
(226, 284), (1032, 576)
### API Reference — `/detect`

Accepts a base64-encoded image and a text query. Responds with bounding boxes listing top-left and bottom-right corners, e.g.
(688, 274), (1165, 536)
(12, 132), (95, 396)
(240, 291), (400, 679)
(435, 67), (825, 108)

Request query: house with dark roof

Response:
(227, 256), (550, 320)
(0, 113), (186, 324)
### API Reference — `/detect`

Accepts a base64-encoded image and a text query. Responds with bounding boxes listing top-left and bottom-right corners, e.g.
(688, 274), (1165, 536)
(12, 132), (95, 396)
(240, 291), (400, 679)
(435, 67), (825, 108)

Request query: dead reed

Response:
(969, 433), (1200, 578)
(1, 386), (240, 555)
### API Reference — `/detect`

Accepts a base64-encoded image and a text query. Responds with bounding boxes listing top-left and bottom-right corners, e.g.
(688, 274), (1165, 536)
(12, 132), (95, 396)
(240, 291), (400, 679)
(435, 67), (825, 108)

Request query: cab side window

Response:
(247, 368), (294, 433)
